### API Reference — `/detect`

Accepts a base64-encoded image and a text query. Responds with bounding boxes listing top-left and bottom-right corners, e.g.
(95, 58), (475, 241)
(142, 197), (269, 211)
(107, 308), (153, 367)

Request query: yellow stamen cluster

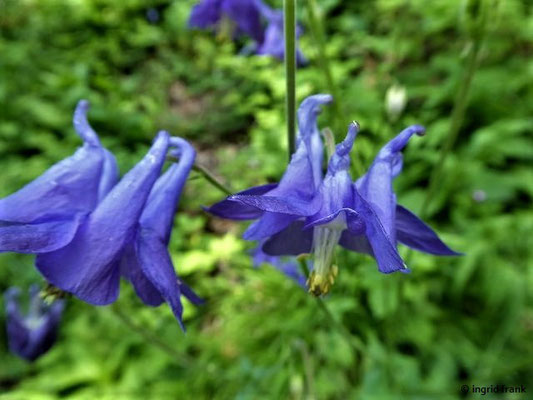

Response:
(307, 265), (338, 296)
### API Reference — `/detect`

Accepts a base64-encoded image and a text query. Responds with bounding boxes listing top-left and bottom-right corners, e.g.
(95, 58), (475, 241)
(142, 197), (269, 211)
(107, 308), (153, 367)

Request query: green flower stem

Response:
(306, 0), (364, 176)
(111, 305), (191, 366)
(284, 0), (297, 159)
(192, 163), (233, 196)
(167, 155), (233, 196)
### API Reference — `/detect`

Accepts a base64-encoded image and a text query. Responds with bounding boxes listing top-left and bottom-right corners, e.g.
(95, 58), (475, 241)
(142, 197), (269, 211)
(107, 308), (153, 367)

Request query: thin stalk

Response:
(419, 40), (482, 218)
(167, 155), (233, 196)
(111, 305), (190, 366)
(192, 163), (233, 196)
(284, 0), (297, 159)
(306, 0), (364, 175)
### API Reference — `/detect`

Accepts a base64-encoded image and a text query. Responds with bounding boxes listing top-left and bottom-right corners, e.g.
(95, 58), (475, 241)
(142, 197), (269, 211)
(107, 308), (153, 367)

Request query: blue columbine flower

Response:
(121, 137), (203, 328)
(1, 101), (200, 325)
(189, 0), (264, 43)
(207, 94), (460, 295)
(253, 3), (307, 65)
(189, 0), (306, 63)
(0, 100), (117, 254)
(35, 130), (171, 305)
(206, 94), (332, 242)
(5, 286), (65, 361)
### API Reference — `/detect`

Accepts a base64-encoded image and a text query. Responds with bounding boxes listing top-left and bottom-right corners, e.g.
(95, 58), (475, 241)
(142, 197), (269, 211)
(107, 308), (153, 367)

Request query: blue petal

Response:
(205, 184), (277, 220)
(0, 215), (83, 254)
(121, 243), (164, 306)
(352, 186), (407, 274)
(229, 193), (321, 216)
(243, 212), (298, 240)
(396, 205), (462, 256)
(36, 131), (170, 305)
(97, 149), (119, 202)
(297, 94), (332, 187)
(0, 145), (103, 224)
(140, 137), (196, 242)
(306, 123), (359, 227)
(338, 231), (374, 255)
(262, 220), (313, 255)
(356, 125), (425, 239)
(189, 0), (222, 29)
(222, 0), (264, 42)
(136, 233), (186, 330)
(73, 100), (101, 147)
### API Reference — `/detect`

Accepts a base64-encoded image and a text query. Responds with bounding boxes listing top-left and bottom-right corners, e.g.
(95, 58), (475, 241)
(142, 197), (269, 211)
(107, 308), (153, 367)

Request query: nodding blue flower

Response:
(121, 137), (203, 329)
(189, 0), (306, 63)
(5, 286), (65, 362)
(34, 130), (171, 306)
(207, 94), (460, 295)
(0, 101), (200, 326)
(0, 100), (117, 254)
(189, 0), (264, 43)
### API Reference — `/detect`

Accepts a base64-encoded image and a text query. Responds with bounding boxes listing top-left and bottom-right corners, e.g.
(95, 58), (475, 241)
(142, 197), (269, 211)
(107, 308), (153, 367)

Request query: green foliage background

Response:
(0, 0), (532, 399)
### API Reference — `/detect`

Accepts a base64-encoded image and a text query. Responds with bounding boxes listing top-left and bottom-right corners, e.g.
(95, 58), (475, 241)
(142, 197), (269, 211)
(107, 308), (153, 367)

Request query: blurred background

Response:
(0, 0), (532, 399)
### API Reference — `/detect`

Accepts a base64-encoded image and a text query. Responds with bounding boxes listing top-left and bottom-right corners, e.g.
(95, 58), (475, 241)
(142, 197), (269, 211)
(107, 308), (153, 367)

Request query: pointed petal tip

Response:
(73, 99), (100, 147)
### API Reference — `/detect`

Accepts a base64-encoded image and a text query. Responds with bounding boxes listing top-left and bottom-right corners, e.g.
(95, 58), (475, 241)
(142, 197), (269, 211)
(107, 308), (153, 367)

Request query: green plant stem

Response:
(306, 0), (364, 175)
(167, 155), (233, 196)
(111, 305), (190, 366)
(284, 0), (297, 159)
(419, 40), (482, 218)
(192, 163), (233, 196)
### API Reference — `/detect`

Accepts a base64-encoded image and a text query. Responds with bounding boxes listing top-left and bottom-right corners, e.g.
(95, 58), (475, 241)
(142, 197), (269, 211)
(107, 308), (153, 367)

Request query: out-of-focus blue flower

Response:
(252, 245), (306, 287)
(189, 0), (264, 43)
(5, 286), (64, 362)
(207, 94), (460, 295)
(122, 137), (203, 329)
(254, 4), (307, 65)
(189, 0), (306, 63)
(0, 100), (117, 254)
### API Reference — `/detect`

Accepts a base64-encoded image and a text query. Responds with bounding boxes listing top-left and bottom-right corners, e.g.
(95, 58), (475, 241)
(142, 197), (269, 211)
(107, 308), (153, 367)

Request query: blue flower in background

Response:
(189, 0), (306, 63)
(5, 286), (65, 361)
(0, 100), (117, 254)
(254, 4), (307, 65)
(122, 137), (203, 329)
(207, 94), (460, 295)
(189, 0), (264, 43)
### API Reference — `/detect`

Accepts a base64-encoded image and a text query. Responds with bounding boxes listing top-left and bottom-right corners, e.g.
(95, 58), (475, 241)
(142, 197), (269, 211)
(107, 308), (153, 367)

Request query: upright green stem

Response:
(284, 0), (297, 159)
(419, 40), (482, 218)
